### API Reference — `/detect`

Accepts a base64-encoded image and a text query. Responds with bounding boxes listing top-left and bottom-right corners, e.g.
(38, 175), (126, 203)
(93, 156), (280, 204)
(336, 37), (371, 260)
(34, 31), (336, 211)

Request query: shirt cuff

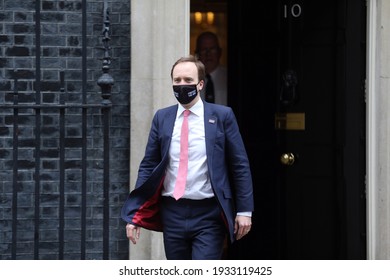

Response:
(237, 211), (252, 217)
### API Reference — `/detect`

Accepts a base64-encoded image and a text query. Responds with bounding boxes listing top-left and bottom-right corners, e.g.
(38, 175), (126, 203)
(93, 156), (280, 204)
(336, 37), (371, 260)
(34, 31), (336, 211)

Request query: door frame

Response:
(366, 0), (378, 260)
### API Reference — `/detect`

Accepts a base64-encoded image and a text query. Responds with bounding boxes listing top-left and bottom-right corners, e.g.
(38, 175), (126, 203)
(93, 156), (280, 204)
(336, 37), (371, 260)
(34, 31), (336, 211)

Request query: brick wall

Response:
(0, 0), (130, 259)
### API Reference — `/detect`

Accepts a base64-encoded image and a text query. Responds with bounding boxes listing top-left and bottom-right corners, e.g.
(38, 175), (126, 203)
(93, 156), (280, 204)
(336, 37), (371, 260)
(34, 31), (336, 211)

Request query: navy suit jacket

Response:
(121, 101), (254, 243)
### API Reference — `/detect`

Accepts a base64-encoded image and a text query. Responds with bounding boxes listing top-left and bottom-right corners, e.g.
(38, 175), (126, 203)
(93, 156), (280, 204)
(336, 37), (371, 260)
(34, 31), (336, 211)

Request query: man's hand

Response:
(126, 223), (141, 244)
(234, 215), (252, 240)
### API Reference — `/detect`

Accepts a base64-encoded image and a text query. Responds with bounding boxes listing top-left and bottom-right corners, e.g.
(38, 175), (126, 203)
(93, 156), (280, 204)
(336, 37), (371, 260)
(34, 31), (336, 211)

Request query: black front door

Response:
(227, 0), (366, 259)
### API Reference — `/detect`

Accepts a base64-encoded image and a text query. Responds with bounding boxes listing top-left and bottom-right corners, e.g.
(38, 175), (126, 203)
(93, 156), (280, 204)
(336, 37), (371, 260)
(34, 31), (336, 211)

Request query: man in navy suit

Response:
(121, 55), (254, 260)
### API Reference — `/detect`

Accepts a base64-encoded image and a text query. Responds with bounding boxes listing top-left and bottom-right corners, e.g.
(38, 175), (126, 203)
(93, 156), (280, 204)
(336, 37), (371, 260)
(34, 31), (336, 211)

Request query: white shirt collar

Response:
(177, 98), (204, 117)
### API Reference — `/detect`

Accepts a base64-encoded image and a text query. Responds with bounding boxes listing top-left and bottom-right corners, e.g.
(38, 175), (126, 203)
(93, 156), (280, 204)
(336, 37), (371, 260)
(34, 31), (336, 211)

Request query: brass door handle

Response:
(280, 153), (295, 165)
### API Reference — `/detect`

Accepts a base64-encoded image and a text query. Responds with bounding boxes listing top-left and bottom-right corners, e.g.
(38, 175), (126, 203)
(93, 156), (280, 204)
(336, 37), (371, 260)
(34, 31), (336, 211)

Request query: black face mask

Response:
(173, 84), (198, 105)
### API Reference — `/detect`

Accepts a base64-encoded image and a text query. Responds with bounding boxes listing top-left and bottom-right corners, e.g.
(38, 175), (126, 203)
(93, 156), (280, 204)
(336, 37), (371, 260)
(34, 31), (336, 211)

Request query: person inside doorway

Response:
(195, 31), (227, 105)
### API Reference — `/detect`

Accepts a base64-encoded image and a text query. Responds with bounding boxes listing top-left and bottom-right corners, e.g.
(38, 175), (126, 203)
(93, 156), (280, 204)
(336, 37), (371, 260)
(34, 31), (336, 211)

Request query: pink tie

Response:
(173, 110), (190, 200)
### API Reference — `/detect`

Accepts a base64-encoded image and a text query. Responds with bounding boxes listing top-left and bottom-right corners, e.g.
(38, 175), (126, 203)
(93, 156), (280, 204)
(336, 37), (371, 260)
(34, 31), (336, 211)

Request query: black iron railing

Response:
(0, 0), (113, 260)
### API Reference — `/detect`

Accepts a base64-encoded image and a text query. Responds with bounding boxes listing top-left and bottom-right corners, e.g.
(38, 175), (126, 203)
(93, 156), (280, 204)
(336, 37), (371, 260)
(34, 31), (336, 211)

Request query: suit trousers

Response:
(160, 196), (227, 260)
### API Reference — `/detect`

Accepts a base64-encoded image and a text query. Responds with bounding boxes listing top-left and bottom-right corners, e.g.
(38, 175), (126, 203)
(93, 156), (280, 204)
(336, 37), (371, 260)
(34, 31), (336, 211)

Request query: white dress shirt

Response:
(210, 65), (227, 105)
(201, 65), (228, 105)
(162, 99), (214, 199)
(162, 99), (251, 217)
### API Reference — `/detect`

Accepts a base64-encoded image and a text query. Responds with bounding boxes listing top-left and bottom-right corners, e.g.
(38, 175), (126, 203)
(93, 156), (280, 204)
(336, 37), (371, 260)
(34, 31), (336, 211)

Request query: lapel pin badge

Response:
(209, 119), (216, 124)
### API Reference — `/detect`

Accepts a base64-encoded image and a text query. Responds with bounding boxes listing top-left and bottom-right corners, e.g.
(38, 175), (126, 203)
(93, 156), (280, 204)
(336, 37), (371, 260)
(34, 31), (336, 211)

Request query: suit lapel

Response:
(204, 103), (218, 158)
(161, 105), (178, 159)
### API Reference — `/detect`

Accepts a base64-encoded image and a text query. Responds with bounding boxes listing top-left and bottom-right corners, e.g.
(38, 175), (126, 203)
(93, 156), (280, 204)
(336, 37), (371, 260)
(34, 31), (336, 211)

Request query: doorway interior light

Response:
(194, 12), (202, 24)
(194, 11), (215, 25)
(206, 12), (214, 25)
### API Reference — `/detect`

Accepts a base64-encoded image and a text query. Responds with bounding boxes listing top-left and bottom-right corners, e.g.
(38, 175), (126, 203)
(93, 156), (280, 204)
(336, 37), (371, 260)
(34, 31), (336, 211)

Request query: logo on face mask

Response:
(173, 84), (198, 104)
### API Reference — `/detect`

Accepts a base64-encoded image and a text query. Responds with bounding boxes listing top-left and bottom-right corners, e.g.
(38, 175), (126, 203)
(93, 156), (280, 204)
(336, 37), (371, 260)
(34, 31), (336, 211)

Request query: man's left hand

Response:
(234, 215), (252, 240)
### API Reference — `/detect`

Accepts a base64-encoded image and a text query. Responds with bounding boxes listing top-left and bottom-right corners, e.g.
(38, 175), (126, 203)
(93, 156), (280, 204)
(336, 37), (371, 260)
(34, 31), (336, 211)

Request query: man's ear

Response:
(198, 80), (205, 91)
